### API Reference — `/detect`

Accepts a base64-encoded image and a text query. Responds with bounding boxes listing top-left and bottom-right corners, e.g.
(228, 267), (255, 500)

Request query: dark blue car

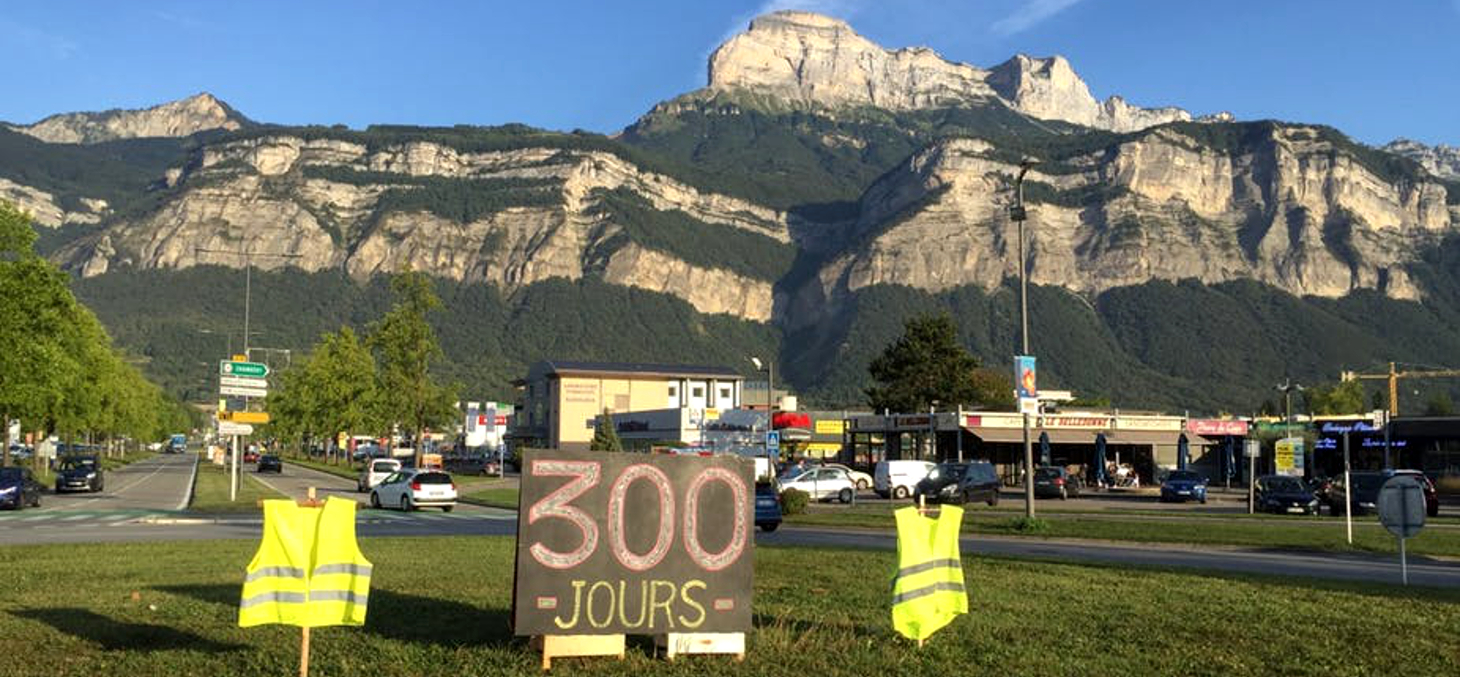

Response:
(1159, 470), (1208, 504)
(755, 483), (782, 532)
(1255, 475), (1320, 515)
(0, 467), (44, 510)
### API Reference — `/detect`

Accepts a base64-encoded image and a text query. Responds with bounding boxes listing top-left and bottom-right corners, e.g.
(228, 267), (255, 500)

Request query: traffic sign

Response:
(220, 360), (269, 378)
(766, 430), (780, 452)
(218, 421), (254, 436)
(1244, 440), (1261, 458)
(218, 411), (271, 424)
(219, 385), (268, 398)
(220, 376), (268, 389)
(1379, 476), (1427, 538)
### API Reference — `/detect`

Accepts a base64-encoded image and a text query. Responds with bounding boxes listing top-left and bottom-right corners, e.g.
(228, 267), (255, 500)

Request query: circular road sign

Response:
(1378, 475), (1427, 539)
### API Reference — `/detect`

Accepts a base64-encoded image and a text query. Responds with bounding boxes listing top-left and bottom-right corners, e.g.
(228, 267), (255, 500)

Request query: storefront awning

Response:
(1106, 430), (1205, 446)
(969, 428), (1102, 445)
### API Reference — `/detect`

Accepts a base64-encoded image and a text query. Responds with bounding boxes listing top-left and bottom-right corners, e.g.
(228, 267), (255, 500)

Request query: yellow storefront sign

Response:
(814, 420), (845, 435)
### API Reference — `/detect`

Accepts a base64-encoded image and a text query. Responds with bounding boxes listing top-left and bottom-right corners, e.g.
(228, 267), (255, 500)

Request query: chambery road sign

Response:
(220, 376), (269, 389)
(220, 361), (269, 378)
(218, 421), (254, 436)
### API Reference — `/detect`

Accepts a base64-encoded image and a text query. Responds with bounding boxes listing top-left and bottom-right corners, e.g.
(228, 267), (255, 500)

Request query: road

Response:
(36, 452), (197, 513)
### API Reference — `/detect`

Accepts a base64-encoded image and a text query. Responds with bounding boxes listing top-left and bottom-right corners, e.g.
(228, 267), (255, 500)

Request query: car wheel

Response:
(403, 495), (415, 512)
(370, 492), (381, 509)
(759, 522), (779, 533)
(893, 486), (909, 500)
(442, 505), (454, 513)
(838, 487), (853, 504)
(857, 479), (870, 490)
(1059, 487), (1068, 500)
(1199, 496), (1207, 505)
(988, 491), (999, 507)
(31, 494), (40, 508)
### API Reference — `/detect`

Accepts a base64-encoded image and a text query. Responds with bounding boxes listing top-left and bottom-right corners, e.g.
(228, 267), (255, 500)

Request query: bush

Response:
(1007, 517), (1051, 534)
(779, 488), (810, 515)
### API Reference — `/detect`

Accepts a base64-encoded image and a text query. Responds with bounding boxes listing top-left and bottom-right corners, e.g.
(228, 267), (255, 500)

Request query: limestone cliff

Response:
(705, 11), (1188, 132)
(57, 133), (783, 320)
(1385, 138), (1460, 181)
(0, 178), (108, 228)
(5, 93), (245, 144)
(788, 124), (1453, 329)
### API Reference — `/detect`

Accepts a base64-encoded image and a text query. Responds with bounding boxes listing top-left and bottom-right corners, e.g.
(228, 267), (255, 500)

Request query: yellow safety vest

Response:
(239, 496), (372, 628)
(891, 504), (967, 641)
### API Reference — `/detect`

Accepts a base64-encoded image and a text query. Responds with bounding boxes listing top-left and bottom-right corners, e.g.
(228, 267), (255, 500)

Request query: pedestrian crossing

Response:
(0, 510), (164, 527)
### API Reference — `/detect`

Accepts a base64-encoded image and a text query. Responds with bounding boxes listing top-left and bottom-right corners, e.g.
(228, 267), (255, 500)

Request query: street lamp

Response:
(1011, 158), (1039, 519)
(1275, 379), (1304, 439)
(750, 357), (774, 459)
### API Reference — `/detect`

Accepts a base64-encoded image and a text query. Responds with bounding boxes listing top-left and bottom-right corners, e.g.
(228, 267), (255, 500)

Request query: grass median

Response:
(189, 461), (282, 513)
(0, 536), (1454, 676)
(788, 504), (1460, 558)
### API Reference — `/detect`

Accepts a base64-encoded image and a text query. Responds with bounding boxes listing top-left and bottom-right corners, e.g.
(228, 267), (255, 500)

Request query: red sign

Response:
(1186, 419), (1249, 436)
(772, 412), (810, 429)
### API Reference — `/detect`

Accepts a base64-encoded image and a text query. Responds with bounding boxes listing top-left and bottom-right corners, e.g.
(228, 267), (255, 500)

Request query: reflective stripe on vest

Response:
(239, 496), (373, 628)
(891, 504), (968, 641)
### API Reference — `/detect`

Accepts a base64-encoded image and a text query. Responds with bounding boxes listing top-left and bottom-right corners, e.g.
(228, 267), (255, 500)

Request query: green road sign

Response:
(219, 360), (269, 378)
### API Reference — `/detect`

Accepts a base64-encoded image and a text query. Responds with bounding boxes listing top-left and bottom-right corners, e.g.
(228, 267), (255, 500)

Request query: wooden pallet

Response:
(532, 634), (626, 671)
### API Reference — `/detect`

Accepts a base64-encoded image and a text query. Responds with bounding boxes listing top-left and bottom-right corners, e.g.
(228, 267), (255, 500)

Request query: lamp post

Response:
(1276, 379), (1304, 476)
(751, 357), (774, 460)
(1011, 159), (1039, 519)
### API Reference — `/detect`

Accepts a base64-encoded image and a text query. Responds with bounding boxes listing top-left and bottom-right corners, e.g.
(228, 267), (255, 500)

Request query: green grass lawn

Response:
(460, 485), (519, 510)
(0, 537), (1454, 676)
(189, 461), (282, 513)
(279, 455), (360, 481)
(788, 505), (1460, 558)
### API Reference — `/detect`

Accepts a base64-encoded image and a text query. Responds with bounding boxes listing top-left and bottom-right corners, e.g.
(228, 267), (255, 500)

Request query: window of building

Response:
(692, 386), (704, 398)
(719, 387), (732, 401)
(668, 385), (678, 397)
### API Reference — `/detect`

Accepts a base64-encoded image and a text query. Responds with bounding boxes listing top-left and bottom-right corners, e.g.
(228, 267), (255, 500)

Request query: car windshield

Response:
(1166, 471), (1202, 482)
(372, 462), (399, 472)
(933, 464), (966, 480)
(415, 472), (452, 485)
(1264, 477), (1305, 492)
(60, 459), (96, 471)
(0, 468), (21, 481)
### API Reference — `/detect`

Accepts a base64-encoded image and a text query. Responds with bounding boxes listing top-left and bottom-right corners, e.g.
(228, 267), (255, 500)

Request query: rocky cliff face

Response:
(0, 178), (108, 228)
(58, 134), (782, 321)
(1385, 138), (1460, 181)
(6, 93), (244, 144)
(787, 124), (1453, 329)
(707, 11), (1188, 132)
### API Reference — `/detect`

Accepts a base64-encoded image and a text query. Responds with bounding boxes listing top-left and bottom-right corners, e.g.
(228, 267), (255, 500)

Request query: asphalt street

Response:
(36, 451), (197, 513)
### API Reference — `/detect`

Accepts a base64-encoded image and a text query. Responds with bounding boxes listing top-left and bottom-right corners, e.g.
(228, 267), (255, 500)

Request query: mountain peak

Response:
(706, 12), (1189, 132)
(6, 92), (247, 144)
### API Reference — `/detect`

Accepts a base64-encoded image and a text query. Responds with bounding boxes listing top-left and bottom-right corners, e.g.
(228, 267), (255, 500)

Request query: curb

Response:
(176, 454), (199, 511)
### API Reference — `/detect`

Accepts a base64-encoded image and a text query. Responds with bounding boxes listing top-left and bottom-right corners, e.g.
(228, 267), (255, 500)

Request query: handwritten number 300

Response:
(527, 460), (749, 571)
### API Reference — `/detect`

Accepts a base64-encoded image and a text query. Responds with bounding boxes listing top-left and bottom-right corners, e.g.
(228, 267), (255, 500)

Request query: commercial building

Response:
(511, 361), (744, 450)
(843, 411), (1245, 485)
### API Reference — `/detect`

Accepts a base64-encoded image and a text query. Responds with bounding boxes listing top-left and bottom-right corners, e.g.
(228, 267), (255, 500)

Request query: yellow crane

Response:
(1340, 362), (1460, 415)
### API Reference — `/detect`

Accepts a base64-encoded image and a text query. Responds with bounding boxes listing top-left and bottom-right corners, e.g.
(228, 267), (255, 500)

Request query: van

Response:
(358, 458), (403, 492)
(874, 460), (936, 499)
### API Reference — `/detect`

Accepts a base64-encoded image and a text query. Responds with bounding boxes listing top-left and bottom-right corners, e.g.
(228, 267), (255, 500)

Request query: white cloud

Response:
(990, 0), (1086, 36)
(0, 18), (78, 59)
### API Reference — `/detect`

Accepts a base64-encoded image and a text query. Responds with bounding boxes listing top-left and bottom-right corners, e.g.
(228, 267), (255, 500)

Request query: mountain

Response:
(1385, 138), (1460, 181)
(4, 93), (247, 144)
(705, 11), (1189, 132)
(12, 11), (1460, 413)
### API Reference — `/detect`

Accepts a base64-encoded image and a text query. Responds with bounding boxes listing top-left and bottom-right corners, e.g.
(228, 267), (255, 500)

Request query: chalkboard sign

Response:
(512, 449), (755, 636)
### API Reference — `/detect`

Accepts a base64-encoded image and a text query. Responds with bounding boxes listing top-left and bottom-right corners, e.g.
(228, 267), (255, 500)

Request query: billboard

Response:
(1275, 437), (1305, 477)
(513, 449), (754, 635)
(1014, 355), (1037, 399)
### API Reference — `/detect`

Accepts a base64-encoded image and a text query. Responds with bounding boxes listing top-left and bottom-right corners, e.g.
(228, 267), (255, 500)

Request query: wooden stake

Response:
(299, 487), (319, 677)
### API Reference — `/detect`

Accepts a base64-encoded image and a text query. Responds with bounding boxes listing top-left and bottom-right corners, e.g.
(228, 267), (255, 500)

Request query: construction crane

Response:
(1340, 362), (1460, 415)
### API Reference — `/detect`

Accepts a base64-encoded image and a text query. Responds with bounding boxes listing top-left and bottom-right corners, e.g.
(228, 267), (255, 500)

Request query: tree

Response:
(369, 270), (458, 466)
(1424, 393), (1455, 416)
(268, 326), (383, 462)
(1307, 380), (1364, 415)
(590, 408), (624, 451)
(865, 313), (987, 413)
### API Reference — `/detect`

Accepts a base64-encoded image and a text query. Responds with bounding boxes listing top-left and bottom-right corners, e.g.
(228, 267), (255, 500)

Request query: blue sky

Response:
(2, 1), (1457, 146)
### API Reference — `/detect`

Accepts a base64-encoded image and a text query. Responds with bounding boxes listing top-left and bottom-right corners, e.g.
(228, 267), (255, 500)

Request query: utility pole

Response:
(1011, 159), (1038, 519)
(196, 247), (301, 501)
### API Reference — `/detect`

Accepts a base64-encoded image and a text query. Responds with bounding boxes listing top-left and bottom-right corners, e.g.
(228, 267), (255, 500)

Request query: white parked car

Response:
(778, 467), (857, 503)
(823, 463), (873, 490)
(875, 460), (937, 500)
(357, 458), (403, 492)
(370, 469), (457, 512)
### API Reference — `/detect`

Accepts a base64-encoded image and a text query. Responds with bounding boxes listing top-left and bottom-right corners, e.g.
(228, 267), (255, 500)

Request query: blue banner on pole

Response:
(1014, 355), (1037, 400)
